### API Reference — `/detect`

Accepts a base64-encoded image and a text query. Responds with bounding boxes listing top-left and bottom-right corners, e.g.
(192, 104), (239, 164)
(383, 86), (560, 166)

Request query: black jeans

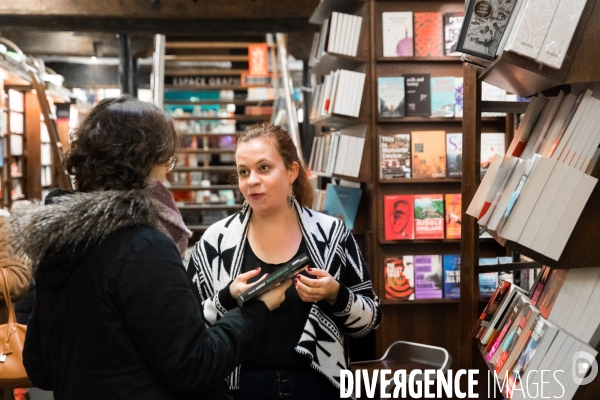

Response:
(232, 369), (340, 400)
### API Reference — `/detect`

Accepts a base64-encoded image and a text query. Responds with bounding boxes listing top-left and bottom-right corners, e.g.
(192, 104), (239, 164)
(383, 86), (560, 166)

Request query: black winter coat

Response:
(10, 190), (272, 400)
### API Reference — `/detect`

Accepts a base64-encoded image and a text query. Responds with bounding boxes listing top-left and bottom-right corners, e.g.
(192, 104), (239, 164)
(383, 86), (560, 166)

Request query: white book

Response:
(523, 94), (563, 160)
(350, 15), (363, 57)
(352, 72), (366, 117)
(586, 147), (600, 174)
(344, 15), (358, 56)
(557, 95), (598, 164)
(342, 71), (359, 117)
(500, 156), (556, 242)
(333, 135), (349, 175)
(478, 156), (520, 225)
(481, 285), (527, 345)
(310, 84), (322, 121)
(308, 138), (318, 170)
(10, 133), (23, 156)
(351, 137), (365, 177)
(327, 13), (339, 54)
(320, 134), (331, 172)
(487, 159), (527, 232)
(320, 74), (334, 117)
(530, 166), (583, 254)
(328, 70), (341, 116)
(495, 0), (527, 58)
(546, 339), (582, 398)
(327, 132), (340, 174)
(551, 89), (594, 160)
(506, 94), (548, 156)
(550, 268), (591, 325)
(518, 160), (569, 248)
(382, 12), (413, 57)
(466, 154), (504, 218)
(313, 137), (323, 172)
(566, 98), (600, 167)
(340, 13), (352, 56)
(342, 136), (358, 176)
(317, 19), (329, 59)
(333, 71), (350, 115)
(563, 267), (600, 336)
(561, 341), (598, 400)
(574, 271), (600, 340)
(537, 0), (588, 69)
(538, 93), (577, 157)
(504, 0), (561, 60)
(544, 172), (597, 260)
(577, 120), (600, 172)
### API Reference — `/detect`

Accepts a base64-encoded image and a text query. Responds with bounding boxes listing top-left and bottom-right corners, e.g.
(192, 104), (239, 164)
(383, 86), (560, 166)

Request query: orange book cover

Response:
(248, 43), (269, 76)
(536, 269), (568, 318)
(445, 193), (461, 239)
(384, 256), (415, 300)
(411, 130), (446, 179)
(414, 12), (444, 57)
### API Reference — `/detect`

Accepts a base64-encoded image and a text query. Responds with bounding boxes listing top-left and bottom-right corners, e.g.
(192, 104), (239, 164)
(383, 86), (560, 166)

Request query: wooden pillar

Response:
(25, 92), (42, 200)
(458, 63), (482, 370)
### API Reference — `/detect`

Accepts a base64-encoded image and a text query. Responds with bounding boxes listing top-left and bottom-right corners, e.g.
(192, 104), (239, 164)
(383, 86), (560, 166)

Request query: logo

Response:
(572, 351), (598, 385)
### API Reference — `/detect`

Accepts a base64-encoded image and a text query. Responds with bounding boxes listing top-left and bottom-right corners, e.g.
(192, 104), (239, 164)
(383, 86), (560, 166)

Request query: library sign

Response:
(339, 356), (598, 399)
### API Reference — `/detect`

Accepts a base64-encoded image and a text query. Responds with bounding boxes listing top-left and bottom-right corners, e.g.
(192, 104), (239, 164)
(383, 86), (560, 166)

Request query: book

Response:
(378, 77), (405, 118)
(384, 195), (415, 240)
(445, 194), (461, 239)
(485, 294), (529, 360)
(411, 130), (446, 179)
(404, 74), (431, 117)
(414, 12), (444, 57)
(481, 133), (506, 177)
(382, 11), (414, 57)
(384, 257), (415, 300)
(479, 271), (499, 298)
(446, 133), (463, 177)
(380, 134), (411, 179)
(457, 0), (521, 60)
(414, 194), (444, 239)
(481, 284), (528, 345)
(472, 280), (512, 338)
(430, 76), (455, 118)
(454, 77), (464, 118)
(322, 185), (362, 230)
(443, 254), (461, 299)
(443, 12), (465, 56)
(414, 255), (443, 299)
(237, 252), (310, 306)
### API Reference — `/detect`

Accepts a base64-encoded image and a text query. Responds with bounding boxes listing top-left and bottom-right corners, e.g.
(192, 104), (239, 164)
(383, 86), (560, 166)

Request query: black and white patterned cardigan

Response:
(186, 200), (381, 390)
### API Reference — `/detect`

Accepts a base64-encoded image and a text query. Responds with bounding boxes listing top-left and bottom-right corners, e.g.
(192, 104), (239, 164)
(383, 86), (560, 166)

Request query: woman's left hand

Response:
(295, 268), (340, 305)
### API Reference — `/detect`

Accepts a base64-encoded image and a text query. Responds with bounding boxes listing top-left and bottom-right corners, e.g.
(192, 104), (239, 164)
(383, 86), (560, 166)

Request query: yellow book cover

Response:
(445, 193), (461, 239)
(411, 130), (446, 179)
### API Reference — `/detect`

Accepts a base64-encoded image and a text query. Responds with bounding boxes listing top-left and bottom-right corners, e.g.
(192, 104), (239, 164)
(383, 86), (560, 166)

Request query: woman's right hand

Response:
(257, 279), (292, 311)
(229, 268), (267, 298)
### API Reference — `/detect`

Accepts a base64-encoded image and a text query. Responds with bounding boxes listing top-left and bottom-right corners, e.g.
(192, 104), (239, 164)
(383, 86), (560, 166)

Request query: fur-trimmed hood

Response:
(7, 189), (158, 268)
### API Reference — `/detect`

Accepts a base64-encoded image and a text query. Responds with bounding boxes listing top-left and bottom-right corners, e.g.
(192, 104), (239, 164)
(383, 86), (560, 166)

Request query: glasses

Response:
(166, 156), (178, 172)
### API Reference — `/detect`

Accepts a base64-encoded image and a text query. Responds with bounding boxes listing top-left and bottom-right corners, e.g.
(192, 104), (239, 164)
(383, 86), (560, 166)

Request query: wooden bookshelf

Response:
(459, 1), (600, 397)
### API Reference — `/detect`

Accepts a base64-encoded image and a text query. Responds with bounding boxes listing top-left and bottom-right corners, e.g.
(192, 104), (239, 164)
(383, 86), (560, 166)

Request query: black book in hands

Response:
(237, 252), (310, 307)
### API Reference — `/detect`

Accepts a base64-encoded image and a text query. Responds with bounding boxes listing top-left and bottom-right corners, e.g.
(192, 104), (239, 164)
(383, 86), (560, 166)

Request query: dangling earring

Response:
(287, 186), (296, 209)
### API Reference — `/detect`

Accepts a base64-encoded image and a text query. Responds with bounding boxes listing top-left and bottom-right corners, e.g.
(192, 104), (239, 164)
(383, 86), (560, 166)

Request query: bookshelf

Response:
(458, 0), (600, 397)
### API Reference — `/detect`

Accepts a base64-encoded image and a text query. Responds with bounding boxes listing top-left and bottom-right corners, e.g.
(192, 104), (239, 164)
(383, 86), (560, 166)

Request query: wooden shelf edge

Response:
(377, 116), (505, 123)
(378, 178), (462, 184)
(377, 56), (462, 63)
(310, 114), (368, 128)
(381, 298), (489, 305)
(308, 0), (365, 25)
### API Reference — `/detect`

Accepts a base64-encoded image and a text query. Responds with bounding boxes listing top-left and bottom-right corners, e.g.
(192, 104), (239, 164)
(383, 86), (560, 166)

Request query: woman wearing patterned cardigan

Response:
(187, 122), (381, 400)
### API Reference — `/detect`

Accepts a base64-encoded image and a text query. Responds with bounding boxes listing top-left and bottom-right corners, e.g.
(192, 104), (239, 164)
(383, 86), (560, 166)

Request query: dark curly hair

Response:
(65, 95), (179, 191)
(236, 122), (314, 208)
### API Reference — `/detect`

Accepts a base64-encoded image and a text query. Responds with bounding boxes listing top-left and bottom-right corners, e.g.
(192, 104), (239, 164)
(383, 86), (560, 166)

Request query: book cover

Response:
(414, 194), (444, 239)
(443, 254), (461, 299)
(384, 256), (415, 300)
(445, 193), (461, 239)
(414, 255), (443, 299)
(446, 132), (463, 177)
(455, 77), (464, 118)
(248, 43), (270, 76)
(479, 271), (499, 298)
(444, 12), (465, 56)
(384, 194), (415, 240)
(430, 76), (455, 118)
(380, 134), (411, 179)
(382, 11), (414, 57)
(411, 130), (446, 179)
(481, 133), (506, 177)
(378, 77), (405, 118)
(472, 280), (512, 337)
(536, 268), (568, 319)
(404, 74), (431, 117)
(322, 185), (363, 231)
(485, 295), (528, 359)
(529, 265), (552, 306)
(414, 12), (444, 57)
(457, 0), (520, 60)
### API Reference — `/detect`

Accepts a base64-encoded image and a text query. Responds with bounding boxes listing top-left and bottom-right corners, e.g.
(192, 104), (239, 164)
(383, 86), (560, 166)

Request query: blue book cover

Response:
(479, 258), (499, 298)
(378, 77), (405, 118)
(430, 76), (455, 118)
(322, 185), (362, 230)
(443, 254), (460, 299)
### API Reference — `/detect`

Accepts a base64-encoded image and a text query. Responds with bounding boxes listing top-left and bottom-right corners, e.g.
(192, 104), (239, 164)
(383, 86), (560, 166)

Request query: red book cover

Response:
(414, 12), (444, 57)
(248, 43), (269, 76)
(384, 195), (415, 240)
(445, 193), (461, 239)
(384, 256), (415, 300)
(414, 194), (444, 239)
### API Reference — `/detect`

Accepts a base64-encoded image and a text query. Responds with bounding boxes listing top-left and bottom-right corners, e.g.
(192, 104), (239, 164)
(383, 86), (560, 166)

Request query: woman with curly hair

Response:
(187, 122), (381, 399)
(10, 95), (290, 400)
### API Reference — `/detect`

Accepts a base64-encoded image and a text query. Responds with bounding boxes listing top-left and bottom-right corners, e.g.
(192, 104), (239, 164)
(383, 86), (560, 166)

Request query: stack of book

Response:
(468, 90), (600, 261)
(310, 69), (366, 120)
(475, 265), (600, 399)
(309, 11), (363, 64)
(308, 124), (367, 178)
